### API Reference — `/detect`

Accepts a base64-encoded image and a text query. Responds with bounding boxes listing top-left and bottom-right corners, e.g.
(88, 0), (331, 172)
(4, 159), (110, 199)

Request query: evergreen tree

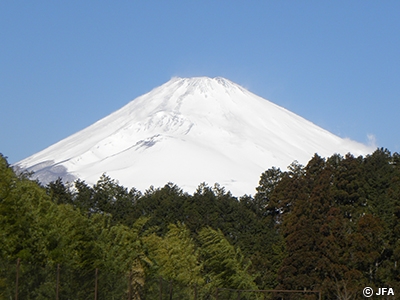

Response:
(255, 166), (283, 217)
(145, 222), (203, 298)
(46, 178), (73, 205)
(198, 227), (257, 295)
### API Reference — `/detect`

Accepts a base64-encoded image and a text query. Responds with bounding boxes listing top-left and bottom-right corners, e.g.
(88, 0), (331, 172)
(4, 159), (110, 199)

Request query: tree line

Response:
(0, 148), (399, 299)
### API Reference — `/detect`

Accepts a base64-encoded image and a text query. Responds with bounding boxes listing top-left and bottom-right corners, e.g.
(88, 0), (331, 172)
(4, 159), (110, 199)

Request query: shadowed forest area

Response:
(1, 148), (399, 299)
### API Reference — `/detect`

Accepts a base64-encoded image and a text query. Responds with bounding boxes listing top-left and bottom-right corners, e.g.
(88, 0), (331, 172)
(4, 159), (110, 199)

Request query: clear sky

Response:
(1, 1), (399, 164)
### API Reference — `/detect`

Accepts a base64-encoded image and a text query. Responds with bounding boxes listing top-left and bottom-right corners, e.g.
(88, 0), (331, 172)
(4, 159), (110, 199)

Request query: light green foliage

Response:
(198, 227), (257, 292)
(0, 154), (53, 263)
(95, 217), (151, 299)
(146, 222), (203, 286)
(0, 154), (58, 298)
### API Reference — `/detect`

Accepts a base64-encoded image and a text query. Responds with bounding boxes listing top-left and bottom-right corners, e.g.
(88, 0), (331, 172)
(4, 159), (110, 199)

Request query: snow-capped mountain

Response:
(15, 77), (373, 196)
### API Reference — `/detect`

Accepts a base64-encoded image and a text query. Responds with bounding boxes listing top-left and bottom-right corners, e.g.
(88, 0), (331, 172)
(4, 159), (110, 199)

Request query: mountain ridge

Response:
(15, 77), (374, 195)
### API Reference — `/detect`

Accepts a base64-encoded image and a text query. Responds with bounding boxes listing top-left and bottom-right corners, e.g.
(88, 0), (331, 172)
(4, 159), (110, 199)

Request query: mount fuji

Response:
(15, 77), (373, 196)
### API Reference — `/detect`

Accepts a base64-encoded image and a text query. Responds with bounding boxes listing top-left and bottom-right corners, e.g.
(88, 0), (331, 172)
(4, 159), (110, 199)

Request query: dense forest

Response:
(0, 148), (399, 299)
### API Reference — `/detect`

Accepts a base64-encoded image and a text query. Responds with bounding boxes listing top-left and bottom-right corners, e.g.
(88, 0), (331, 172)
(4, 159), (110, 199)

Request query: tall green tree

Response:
(145, 222), (203, 298)
(198, 227), (257, 295)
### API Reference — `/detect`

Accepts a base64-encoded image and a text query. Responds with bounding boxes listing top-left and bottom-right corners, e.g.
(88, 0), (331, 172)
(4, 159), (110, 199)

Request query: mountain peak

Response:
(15, 77), (374, 196)
(166, 76), (244, 94)
(171, 76), (234, 84)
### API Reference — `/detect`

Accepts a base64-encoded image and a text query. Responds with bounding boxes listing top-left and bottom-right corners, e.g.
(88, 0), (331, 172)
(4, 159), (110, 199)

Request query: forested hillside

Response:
(1, 149), (399, 299)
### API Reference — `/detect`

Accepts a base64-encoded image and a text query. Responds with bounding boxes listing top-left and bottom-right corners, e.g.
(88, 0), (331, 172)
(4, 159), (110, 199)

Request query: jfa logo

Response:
(363, 287), (395, 297)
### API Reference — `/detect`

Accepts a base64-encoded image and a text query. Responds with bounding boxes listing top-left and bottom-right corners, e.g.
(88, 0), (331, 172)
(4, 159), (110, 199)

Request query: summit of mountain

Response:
(15, 77), (373, 195)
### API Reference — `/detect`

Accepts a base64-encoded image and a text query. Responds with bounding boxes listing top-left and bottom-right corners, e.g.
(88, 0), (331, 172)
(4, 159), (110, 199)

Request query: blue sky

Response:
(1, 1), (399, 164)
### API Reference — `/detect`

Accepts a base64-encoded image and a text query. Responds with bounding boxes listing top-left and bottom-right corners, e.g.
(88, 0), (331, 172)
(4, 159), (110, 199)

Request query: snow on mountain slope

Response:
(15, 77), (374, 196)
